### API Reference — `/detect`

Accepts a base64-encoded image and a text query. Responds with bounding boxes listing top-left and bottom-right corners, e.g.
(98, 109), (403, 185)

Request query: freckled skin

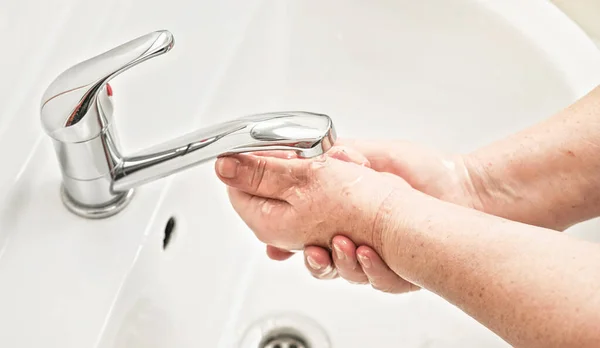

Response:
(221, 150), (409, 251)
(216, 85), (600, 347)
(311, 86), (600, 293)
(466, 86), (600, 231)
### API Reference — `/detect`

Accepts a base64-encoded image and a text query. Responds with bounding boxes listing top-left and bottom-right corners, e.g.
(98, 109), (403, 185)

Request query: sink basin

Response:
(1, 0), (599, 347)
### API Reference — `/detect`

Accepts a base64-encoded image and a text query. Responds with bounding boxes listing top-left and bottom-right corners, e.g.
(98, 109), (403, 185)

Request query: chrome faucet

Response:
(40, 30), (336, 219)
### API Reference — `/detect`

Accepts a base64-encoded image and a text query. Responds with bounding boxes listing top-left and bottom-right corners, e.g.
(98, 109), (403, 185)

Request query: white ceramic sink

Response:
(1, 0), (600, 347)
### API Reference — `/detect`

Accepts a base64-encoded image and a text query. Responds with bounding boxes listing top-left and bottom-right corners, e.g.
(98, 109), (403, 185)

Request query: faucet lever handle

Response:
(40, 30), (174, 142)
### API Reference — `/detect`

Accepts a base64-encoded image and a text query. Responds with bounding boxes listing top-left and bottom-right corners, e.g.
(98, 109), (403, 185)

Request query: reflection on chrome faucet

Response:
(40, 30), (336, 219)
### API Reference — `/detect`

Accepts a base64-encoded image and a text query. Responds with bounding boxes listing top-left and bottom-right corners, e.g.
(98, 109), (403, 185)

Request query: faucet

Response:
(40, 30), (336, 219)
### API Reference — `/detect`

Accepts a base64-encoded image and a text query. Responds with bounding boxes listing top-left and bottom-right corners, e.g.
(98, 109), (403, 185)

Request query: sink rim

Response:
(0, 0), (599, 348)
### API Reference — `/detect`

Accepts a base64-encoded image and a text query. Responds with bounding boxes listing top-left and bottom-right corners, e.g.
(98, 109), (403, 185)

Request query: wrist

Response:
(460, 151), (542, 227)
(460, 153), (502, 216)
(462, 146), (599, 231)
(372, 187), (431, 268)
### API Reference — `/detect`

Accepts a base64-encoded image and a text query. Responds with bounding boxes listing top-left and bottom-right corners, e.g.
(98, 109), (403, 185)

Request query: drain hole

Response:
(239, 313), (330, 348)
(163, 217), (176, 250)
(262, 333), (308, 348)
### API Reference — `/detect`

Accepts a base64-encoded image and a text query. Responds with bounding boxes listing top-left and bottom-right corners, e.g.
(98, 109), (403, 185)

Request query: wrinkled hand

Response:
(262, 139), (482, 293)
(214, 145), (412, 265)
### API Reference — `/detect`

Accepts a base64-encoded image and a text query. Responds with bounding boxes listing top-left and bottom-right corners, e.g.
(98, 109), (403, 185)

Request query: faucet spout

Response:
(112, 111), (335, 192)
(40, 30), (337, 219)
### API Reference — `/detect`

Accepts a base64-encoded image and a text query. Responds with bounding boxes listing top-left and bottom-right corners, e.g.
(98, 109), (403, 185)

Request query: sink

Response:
(1, 0), (600, 347)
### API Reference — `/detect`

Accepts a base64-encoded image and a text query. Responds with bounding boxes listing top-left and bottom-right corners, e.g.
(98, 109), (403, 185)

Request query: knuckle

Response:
(249, 158), (268, 193)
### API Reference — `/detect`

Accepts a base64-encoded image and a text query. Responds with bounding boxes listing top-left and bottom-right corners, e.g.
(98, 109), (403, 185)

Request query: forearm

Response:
(380, 191), (600, 347)
(465, 85), (600, 230)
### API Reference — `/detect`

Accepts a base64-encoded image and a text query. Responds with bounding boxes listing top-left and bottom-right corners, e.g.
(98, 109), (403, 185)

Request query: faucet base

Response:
(61, 185), (135, 219)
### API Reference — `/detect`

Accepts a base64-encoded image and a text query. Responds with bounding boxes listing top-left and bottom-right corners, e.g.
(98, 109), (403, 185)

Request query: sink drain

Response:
(238, 312), (330, 348)
(262, 333), (307, 348)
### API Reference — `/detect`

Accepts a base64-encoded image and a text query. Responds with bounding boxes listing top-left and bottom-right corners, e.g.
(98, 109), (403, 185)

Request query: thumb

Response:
(215, 154), (310, 200)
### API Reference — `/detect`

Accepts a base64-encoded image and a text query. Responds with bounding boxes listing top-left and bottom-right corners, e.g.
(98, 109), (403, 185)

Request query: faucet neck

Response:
(43, 31), (336, 219)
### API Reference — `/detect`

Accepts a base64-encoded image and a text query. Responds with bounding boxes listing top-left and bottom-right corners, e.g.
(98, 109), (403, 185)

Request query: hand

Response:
(336, 139), (482, 209)
(252, 146), (418, 293)
(281, 140), (482, 292)
(214, 145), (412, 261)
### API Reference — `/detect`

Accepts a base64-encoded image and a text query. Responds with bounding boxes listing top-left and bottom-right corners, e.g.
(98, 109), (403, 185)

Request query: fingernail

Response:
(217, 157), (239, 178)
(307, 255), (323, 270)
(358, 254), (372, 269)
(321, 265), (336, 279)
(333, 244), (346, 260)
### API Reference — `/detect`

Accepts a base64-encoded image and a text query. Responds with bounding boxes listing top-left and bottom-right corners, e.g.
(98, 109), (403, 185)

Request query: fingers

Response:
(266, 245), (294, 261)
(356, 246), (420, 294)
(325, 146), (370, 167)
(331, 236), (368, 284)
(304, 246), (338, 279)
(303, 237), (413, 293)
(252, 146), (370, 167)
(302, 238), (368, 284)
(332, 138), (394, 171)
(215, 145), (371, 202)
(216, 154), (309, 200)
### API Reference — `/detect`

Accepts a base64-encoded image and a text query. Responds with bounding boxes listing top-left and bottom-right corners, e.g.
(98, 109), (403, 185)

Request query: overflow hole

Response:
(163, 217), (176, 250)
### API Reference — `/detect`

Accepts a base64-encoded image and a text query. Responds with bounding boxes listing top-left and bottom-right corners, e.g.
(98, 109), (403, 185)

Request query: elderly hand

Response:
(296, 140), (484, 292)
(214, 145), (416, 277)
(248, 140), (483, 293)
(214, 140), (483, 294)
